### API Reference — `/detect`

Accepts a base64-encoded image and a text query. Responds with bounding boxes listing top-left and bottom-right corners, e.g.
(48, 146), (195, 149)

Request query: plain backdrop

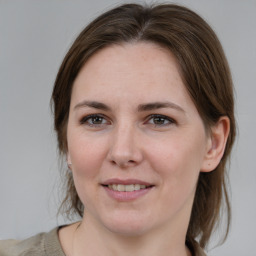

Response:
(0, 0), (255, 255)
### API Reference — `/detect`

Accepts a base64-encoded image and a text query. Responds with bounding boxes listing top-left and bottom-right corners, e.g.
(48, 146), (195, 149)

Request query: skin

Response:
(59, 42), (230, 256)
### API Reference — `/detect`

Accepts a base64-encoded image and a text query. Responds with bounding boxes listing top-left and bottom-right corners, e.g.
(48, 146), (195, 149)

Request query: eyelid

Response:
(145, 114), (176, 125)
(79, 113), (176, 128)
(80, 113), (110, 125)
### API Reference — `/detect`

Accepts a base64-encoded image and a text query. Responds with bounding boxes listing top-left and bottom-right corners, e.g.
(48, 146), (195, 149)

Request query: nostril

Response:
(111, 160), (117, 165)
(110, 159), (136, 168)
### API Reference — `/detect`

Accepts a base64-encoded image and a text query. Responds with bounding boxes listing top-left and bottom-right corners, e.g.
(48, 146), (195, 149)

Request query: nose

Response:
(107, 124), (143, 168)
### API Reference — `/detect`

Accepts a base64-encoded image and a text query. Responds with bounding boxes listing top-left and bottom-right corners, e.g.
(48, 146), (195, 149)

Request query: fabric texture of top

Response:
(0, 226), (206, 256)
(0, 228), (65, 256)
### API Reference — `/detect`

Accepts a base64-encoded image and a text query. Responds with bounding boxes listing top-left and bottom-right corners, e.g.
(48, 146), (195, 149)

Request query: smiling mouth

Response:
(106, 184), (152, 192)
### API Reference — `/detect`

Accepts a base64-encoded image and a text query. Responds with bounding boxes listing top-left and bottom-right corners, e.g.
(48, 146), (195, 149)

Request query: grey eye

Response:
(80, 114), (108, 126)
(147, 114), (175, 126)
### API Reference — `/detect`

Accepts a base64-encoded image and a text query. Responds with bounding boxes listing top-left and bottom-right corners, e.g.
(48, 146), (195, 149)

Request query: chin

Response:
(101, 213), (152, 237)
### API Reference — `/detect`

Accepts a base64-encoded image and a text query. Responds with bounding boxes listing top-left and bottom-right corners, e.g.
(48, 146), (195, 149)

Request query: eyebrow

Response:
(74, 100), (111, 111)
(74, 100), (185, 113)
(138, 102), (185, 113)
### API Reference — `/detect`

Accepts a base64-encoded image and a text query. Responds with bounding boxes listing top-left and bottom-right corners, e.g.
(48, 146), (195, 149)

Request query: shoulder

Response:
(0, 232), (46, 256)
(0, 227), (65, 256)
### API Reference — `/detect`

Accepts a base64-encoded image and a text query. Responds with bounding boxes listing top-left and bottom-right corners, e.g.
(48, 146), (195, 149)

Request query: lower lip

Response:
(103, 186), (153, 201)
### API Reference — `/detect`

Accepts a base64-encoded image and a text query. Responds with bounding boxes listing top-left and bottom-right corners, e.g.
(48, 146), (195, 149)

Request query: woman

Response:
(0, 3), (235, 256)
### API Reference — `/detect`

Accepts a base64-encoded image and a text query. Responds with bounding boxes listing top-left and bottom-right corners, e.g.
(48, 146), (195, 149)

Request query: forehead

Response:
(74, 42), (182, 82)
(71, 42), (195, 112)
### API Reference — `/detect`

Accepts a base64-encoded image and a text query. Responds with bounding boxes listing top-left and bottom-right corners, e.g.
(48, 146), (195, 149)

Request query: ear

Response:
(201, 116), (230, 172)
(66, 152), (72, 169)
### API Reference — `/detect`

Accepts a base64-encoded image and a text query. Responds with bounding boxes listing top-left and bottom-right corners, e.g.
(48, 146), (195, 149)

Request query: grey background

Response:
(0, 0), (255, 255)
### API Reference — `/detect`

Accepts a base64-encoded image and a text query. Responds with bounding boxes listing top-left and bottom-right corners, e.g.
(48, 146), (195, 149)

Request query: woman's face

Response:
(67, 42), (212, 236)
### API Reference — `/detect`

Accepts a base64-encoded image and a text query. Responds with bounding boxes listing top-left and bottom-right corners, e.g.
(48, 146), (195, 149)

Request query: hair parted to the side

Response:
(51, 3), (236, 249)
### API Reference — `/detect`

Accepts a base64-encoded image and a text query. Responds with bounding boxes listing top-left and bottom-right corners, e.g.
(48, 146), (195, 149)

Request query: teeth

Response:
(117, 184), (124, 191)
(134, 184), (140, 190)
(125, 184), (134, 192)
(108, 184), (148, 192)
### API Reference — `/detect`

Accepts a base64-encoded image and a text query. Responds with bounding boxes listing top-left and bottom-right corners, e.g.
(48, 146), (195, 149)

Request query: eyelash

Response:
(79, 114), (176, 128)
(80, 114), (109, 127)
(146, 114), (176, 127)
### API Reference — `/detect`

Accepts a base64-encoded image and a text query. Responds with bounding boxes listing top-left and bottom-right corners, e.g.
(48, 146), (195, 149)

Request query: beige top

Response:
(0, 227), (206, 256)
(0, 228), (65, 256)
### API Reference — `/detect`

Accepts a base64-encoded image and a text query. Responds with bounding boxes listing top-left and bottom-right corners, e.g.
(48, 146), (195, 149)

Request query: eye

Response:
(146, 114), (176, 127)
(80, 114), (110, 127)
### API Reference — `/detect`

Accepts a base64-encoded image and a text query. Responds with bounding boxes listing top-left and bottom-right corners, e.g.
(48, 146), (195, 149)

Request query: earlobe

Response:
(201, 116), (230, 172)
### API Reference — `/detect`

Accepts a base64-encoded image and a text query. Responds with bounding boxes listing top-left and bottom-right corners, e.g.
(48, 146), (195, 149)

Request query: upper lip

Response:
(101, 178), (153, 186)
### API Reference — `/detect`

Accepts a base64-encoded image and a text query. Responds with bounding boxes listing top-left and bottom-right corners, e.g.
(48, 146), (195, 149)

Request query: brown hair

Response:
(51, 3), (235, 249)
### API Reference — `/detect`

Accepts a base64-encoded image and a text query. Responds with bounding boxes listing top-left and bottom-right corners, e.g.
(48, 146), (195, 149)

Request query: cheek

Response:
(68, 138), (105, 208)
(146, 134), (206, 195)
(67, 133), (109, 200)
